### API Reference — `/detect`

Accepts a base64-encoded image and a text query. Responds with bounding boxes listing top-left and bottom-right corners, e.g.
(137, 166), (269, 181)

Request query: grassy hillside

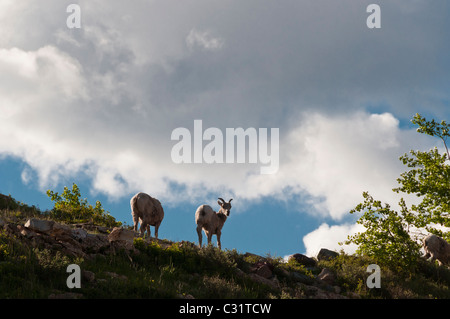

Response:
(0, 193), (449, 299)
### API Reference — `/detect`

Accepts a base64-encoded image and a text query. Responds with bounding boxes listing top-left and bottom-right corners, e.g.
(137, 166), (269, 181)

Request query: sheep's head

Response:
(218, 198), (232, 216)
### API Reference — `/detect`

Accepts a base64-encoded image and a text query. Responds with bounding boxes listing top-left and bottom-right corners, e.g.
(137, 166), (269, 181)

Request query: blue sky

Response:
(1, 1), (449, 258)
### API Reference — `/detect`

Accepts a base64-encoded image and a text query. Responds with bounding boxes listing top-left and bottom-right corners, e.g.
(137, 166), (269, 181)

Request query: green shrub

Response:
(46, 183), (121, 227)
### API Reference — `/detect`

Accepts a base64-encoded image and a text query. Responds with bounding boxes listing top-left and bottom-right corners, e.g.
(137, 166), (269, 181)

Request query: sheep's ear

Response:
(217, 200), (223, 207)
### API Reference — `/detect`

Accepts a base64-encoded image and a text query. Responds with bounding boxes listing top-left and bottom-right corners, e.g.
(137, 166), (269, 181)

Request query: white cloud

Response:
(302, 223), (365, 257)
(186, 28), (224, 51)
(0, 45), (87, 103)
(0, 45), (90, 187)
(21, 167), (33, 185)
(276, 111), (433, 220)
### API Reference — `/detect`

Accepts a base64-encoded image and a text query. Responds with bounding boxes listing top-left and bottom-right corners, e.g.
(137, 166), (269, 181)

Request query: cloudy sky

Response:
(1, 0), (449, 257)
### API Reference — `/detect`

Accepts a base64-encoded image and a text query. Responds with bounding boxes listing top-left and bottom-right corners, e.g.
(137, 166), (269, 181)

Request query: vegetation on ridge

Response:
(0, 192), (449, 299)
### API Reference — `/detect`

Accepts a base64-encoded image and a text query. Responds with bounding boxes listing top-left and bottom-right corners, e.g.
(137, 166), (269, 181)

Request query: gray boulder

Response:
(25, 218), (54, 233)
(317, 268), (336, 285)
(317, 248), (339, 261)
(289, 253), (317, 267)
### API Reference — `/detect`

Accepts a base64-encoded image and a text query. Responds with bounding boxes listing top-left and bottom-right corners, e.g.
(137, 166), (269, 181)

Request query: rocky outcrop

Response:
(234, 268), (280, 290)
(317, 248), (339, 261)
(250, 261), (274, 279)
(317, 268), (336, 285)
(108, 227), (135, 243)
(25, 218), (54, 232)
(235, 250), (359, 299)
(288, 253), (317, 267)
(3, 218), (136, 259)
(108, 227), (136, 251)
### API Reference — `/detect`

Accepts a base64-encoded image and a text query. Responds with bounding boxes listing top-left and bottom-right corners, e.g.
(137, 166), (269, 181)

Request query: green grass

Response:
(0, 229), (77, 298)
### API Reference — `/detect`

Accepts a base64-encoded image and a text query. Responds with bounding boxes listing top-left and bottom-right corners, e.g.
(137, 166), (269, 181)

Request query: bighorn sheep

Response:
(195, 198), (232, 250)
(422, 234), (450, 266)
(130, 192), (164, 239)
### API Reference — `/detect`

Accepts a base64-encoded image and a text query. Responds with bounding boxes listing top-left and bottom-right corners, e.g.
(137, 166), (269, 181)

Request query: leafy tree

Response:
(410, 113), (450, 160)
(47, 183), (121, 227)
(394, 114), (450, 240)
(345, 113), (450, 271)
(346, 193), (421, 271)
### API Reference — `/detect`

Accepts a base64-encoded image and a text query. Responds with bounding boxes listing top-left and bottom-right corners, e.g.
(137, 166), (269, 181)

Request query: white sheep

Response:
(130, 192), (164, 239)
(422, 234), (450, 266)
(195, 198), (232, 250)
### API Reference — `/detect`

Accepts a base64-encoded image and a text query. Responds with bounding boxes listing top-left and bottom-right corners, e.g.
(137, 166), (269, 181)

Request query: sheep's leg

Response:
(216, 230), (222, 250)
(146, 225), (151, 238)
(206, 232), (213, 247)
(140, 223), (146, 237)
(154, 223), (159, 239)
(430, 253), (436, 263)
(429, 253), (444, 266)
(196, 225), (203, 248)
(132, 213), (139, 232)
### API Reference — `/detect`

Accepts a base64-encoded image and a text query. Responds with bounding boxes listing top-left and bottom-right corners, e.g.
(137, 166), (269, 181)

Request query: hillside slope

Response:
(0, 193), (449, 299)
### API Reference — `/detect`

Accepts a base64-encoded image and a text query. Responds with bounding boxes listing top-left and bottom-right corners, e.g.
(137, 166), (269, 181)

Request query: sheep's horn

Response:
(218, 198), (225, 203)
(228, 199), (233, 203)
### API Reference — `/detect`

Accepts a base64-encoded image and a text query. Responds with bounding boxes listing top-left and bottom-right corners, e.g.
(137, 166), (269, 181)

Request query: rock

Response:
(95, 226), (110, 234)
(108, 227), (135, 251)
(108, 227), (135, 243)
(17, 225), (37, 238)
(104, 271), (128, 281)
(235, 268), (279, 290)
(22, 218), (111, 257)
(82, 270), (96, 283)
(255, 263), (273, 279)
(20, 218), (73, 241)
(109, 227), (137, 251)
(317, 268), (336, 285)
(317, 248), (339, 261)
(74, 223), (111, 234)
(249, 273), (279, 290)
(25, 218), (54, 233)
(51, 223), (74, 240)
(289, 253), (317, 267)
(59, 240), (85, 258)
(81, 233), (110, 253)
(290, 272), (315, 285)
(300, 284), (347, 299)
(244, 252), (270, 264)
(71, 228), (88, 241)
(249, 260), (274, 279)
